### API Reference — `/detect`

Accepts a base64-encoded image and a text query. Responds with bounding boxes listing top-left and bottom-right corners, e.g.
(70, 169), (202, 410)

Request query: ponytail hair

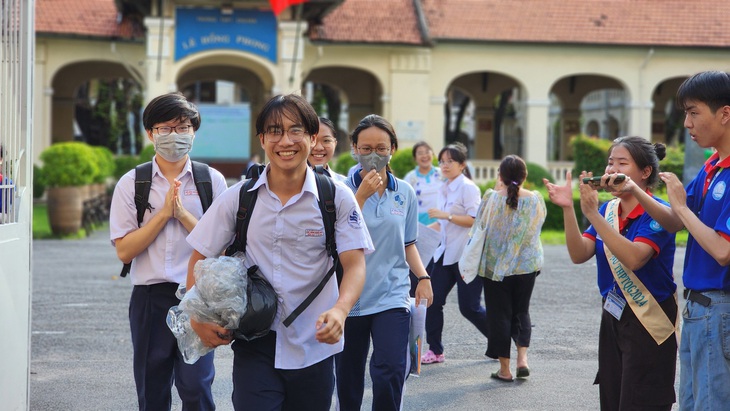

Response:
(498, 155), (527, 210)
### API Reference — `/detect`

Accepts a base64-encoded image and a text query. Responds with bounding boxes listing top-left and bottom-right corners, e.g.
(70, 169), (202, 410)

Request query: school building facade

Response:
(35, 0), (730, 180)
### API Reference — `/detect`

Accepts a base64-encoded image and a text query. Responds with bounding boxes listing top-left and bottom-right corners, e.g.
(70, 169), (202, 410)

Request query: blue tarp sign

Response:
(175, 8), (277, 63)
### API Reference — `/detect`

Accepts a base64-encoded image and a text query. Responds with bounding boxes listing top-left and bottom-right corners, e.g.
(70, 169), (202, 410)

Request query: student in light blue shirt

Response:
(336, 114), (433, 411)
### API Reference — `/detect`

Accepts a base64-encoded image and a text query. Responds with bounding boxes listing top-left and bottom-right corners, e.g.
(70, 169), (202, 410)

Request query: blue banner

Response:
(175, 8), (277, 63)
(191, 104), (251, 161)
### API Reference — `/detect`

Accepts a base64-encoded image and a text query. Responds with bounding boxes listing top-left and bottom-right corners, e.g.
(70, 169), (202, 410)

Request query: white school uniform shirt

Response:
(109, 156), (228, 286)
(187, 165), (374, 370)
(432, 174), (481, 265)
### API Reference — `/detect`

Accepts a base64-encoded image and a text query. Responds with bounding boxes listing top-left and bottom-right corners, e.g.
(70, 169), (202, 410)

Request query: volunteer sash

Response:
(603, 199), (675, 345)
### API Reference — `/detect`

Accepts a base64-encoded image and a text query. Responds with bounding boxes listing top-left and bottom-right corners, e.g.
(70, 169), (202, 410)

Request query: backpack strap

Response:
(191, 161), (213, 213)
(119, 162), (153, 278)
(245, 163), (266, 180)
(133, 161), (154, 226)
(283, 167), (340, 327)
(225, 178), (259, 257)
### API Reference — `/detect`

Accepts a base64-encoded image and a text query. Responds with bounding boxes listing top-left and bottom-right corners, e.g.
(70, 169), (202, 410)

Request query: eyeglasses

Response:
(264, 126), (309, 143)
(318, 137), (337, 147)
(438, 159), (457, 166)
(152, 124), (192, 136)
(357, 146), (390, 155)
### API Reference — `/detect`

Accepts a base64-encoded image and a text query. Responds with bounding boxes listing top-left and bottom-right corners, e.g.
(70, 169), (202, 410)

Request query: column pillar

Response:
(143, 17), (176, 101)
(524, 98), (550, 167)
(627, 99), (653, 141)
(278, 21), (308, 94)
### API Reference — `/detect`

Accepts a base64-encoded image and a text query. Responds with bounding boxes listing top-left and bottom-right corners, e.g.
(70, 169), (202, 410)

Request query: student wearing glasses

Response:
(335, 114), (433, 411)
(420, 143), (487, 364)
(186, 94), (373, 411)
(109, 92), (228, 411)
(309, 116), (347, 183)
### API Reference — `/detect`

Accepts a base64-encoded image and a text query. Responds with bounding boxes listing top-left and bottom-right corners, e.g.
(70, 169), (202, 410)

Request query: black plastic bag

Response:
(234, 265), (278, 341)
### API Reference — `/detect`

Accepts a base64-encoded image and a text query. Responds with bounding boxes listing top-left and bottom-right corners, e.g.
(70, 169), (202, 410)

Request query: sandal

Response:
(490, 371), (514, 382)
(421, 350), (445, 364)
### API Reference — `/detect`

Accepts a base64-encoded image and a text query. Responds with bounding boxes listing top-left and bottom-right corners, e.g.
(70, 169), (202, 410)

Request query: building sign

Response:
(191, 104), (251, 161)
(175, 8), (277, 63)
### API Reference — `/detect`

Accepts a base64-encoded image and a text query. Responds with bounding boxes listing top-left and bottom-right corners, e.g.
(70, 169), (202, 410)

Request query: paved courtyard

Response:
(30, 227), (684, 410)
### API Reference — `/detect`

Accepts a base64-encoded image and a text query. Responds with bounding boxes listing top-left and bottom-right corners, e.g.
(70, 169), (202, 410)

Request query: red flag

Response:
(269, 0), (308, 16)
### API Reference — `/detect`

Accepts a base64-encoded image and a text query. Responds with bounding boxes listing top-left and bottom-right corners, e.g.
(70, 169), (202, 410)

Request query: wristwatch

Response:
(448, 214), (453, 222)
(418, 275), (431, 281)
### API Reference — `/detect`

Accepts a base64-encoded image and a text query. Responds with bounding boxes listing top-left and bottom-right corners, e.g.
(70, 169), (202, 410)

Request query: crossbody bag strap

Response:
(283, 171), (339, 327)
(603, 199), (676, 345)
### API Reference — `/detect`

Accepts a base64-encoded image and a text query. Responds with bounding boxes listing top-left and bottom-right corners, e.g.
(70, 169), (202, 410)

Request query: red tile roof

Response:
(310, 0), (425, 45)
(313, 0), (730, 48)
(36, 0), (144, 40)
(36, 0), (730, 48)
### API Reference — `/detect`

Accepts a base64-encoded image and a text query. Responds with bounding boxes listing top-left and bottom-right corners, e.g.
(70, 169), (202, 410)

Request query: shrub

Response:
(526, 162), (553, 185)
(114, 155), (143, 180)
(333, 152), (357, 176)
(40, 142), (99, 187)
(92, 146), (116, 183)
(389, 148), (415, 178)
(139, 143), (156, 162)
(659, 144), (683, 182)
(33, 164), (46, 198)
(571, 134), (611, 176)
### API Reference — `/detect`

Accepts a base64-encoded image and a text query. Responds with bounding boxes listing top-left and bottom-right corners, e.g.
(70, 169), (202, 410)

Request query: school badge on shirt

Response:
(391, 194), (405, 216)
(348, 206), (363, 229)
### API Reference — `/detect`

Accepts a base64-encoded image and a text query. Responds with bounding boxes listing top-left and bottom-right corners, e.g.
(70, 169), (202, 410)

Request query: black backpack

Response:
(225, 164), (342, 327)
(118, 160), (213, 278)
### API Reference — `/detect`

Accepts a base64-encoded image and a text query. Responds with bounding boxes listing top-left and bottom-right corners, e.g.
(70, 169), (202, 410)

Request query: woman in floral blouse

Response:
(475, 155), (545, 382)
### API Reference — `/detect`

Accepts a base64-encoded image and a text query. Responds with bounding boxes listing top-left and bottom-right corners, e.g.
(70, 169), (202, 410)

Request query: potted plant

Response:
(40, 142), (99, 235)
(91, 146), (115, 197)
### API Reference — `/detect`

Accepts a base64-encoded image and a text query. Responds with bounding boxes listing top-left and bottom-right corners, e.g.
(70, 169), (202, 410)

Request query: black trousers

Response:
(482, 272), (537, 359)
(595, 296), (677, 411)
(129, 282), (215, 411)
(231, 331), (335, 411)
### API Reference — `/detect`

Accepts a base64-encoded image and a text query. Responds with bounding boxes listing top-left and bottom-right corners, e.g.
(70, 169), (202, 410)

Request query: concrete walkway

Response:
(30, 227), (683, 410)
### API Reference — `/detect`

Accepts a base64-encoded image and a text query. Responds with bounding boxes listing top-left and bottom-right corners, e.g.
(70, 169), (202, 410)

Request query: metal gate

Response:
(0, 0), (34, 409)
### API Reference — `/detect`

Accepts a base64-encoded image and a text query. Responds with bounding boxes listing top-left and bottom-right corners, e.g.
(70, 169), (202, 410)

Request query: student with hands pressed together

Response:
(336, 114), (432, 411)
(544, 136), (677, 411)
(110, 92), (228, 411)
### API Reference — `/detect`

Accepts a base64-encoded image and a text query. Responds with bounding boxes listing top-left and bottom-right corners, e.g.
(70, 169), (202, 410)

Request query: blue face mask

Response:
(355, 152), (392, 172)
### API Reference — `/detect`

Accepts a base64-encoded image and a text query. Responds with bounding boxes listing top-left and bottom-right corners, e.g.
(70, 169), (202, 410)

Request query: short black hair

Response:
(438, 142), (471, 179)
(676, 71), (730, 113)
(142, 92), (201, 131)
(255, 94), (319, 136)
(350, 114), (398, 151)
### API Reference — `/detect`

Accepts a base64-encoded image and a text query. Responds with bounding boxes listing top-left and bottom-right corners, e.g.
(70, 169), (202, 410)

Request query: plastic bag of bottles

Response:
(166, 254), (248, 364)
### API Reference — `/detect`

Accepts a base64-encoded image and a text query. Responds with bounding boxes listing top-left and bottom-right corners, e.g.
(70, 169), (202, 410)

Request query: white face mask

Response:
(154, 133), (193, 162)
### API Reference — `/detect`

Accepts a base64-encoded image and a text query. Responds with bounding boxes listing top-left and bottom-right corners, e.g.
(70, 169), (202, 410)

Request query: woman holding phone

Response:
(543, 136), (678, 410)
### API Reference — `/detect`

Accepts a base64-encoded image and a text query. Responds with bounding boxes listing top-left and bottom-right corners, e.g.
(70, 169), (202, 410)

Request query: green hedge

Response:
(659, 144), (683, 182)
(40, 142), (99, 187)
(389, 149), (415, 178)
(92, 146), (116, 183)
(333, 151), (356, 176)
(571, 134), (612, 176)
